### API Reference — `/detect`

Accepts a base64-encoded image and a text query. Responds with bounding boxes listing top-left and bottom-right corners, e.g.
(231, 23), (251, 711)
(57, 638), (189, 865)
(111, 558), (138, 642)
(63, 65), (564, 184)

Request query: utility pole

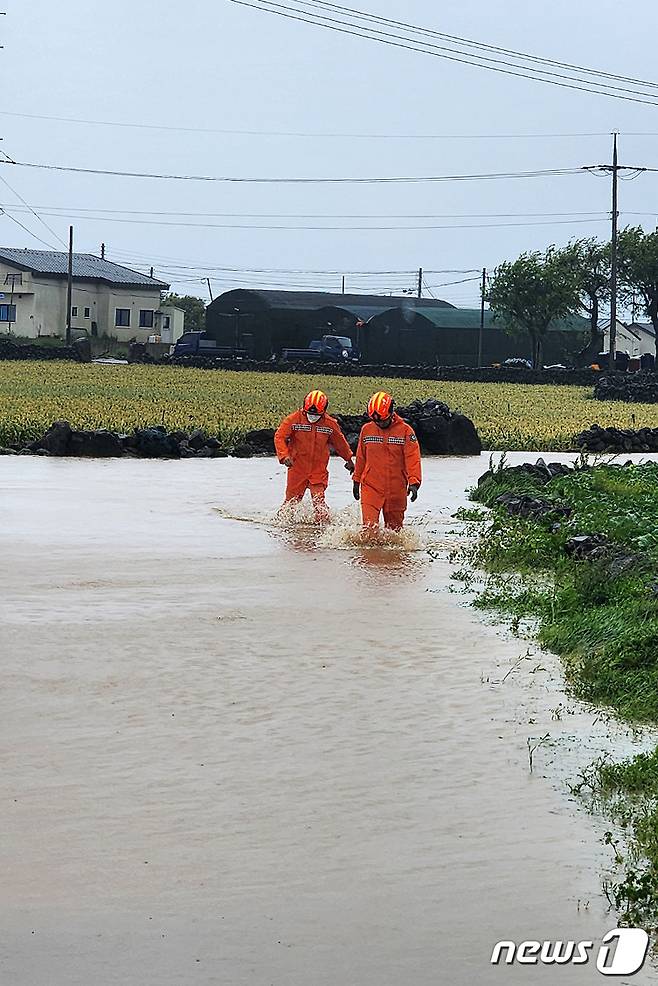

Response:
(66, 225), (73, 345)
(417, 267), (422, 299)
(206, 277), (214, 302)
(477, 267), (487, 367)
(341, 274), (345, 294)
(100, 242), (105, 260)
(610, 132), (619, 362)
(583, 134), (647, 367)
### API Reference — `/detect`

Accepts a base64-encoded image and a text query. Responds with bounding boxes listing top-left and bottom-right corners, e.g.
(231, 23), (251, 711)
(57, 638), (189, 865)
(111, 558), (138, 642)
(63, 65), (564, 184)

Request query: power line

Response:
(230, 0), (658, 106)
(0, 203), (611, 220)
(0, 157), (586, 184)
(0, 109), (621, 140)
(0, 156), (68, 249)
(0, 209), (58, 250)
(305, 0), (658, 91)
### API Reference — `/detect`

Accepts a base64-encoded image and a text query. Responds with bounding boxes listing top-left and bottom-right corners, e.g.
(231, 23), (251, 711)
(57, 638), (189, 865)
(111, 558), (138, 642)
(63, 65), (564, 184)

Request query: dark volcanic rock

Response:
(478, 458), (574, 487)
(68, 429), (124, 458)
(495, 491), (572, 521)
(131, 427), (181, 459)
(242, 428), (275, 454)
(337, 399), (481, 456)
(398, 398), (482, 455)
(35, 419), (73, 455)
(594, 373), (658, 404)
(231, 443), (256, 458)
(574, 423), (658, 453)
(565, 533), (610, 559)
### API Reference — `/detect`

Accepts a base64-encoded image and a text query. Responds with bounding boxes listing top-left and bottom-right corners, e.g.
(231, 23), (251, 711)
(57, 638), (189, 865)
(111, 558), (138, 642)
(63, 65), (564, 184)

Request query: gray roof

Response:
(214, 288), (455, 319)
(0, 248), (169, 289)
(627, 321), (656, 338)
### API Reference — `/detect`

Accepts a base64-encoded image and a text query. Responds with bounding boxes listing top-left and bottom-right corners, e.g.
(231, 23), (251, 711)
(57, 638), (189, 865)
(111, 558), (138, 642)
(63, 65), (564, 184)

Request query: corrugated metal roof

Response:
(416, 308), (589, 333)
(0, 248), (169, 289)
(214, 287), (455, 317)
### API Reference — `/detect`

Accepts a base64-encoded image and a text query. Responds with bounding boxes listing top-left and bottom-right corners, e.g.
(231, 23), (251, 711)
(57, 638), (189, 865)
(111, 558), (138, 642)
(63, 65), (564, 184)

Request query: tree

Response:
(617, 226), (658, 358)
(486, 247), (581, 367)
(564, 237), (610, 349)
(162, 292), (206, 332)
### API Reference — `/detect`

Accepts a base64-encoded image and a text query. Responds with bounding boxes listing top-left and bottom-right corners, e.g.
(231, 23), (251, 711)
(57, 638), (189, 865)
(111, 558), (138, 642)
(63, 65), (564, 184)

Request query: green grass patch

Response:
(468, 460), (658, 925)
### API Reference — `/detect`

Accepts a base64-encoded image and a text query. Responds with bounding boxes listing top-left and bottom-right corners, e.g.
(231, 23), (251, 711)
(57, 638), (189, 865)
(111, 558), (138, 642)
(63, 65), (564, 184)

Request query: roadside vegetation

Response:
(2, 361), (658, 450)
(468, 460), (658, 926)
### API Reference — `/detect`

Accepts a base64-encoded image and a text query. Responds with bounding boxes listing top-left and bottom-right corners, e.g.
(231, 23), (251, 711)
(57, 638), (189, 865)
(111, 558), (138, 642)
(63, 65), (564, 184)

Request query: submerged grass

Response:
(468, 459), (658, 926)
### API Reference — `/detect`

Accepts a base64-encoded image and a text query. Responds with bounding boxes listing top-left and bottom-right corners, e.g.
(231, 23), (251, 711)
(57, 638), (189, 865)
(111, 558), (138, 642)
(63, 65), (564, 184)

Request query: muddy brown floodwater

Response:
(1, 454), (657, 985)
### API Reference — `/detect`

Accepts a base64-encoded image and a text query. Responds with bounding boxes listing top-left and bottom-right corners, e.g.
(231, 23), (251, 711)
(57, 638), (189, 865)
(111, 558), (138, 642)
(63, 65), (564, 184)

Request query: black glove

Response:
(353, 481), (360, 501)
(408, 484), (419, 502)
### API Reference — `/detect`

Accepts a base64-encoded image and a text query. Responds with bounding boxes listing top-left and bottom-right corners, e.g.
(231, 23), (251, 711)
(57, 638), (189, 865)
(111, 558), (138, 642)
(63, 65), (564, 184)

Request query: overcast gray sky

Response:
(3, 0), (657, 307)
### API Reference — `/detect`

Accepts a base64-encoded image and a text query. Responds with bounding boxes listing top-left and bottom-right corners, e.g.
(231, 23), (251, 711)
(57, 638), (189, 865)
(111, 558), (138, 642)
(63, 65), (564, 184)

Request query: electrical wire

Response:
(0, 203), (611, 220)
(0, 208), (610, 231)
(0, 155), (68, 249)
(0, 209), (58, 250)
(230, 0), (658, 106)
(0, 109), (623, 140)
(0, 158), (586, 184)
(304, 0), (658, 90)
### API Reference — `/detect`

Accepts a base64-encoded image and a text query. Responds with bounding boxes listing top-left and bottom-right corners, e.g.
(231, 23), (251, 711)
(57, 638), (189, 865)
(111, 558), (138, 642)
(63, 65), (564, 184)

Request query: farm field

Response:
(2, 360), (658, 450)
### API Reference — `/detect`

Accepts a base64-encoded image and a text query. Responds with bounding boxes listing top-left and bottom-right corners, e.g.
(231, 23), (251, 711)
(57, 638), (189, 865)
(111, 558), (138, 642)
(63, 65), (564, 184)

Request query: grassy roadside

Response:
(465, 459), (658, 926)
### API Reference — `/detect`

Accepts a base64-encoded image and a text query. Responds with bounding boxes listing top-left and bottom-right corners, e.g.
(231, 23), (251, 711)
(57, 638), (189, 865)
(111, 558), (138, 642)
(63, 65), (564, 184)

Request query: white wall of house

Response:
(0, 261), (169, 341)
(158, 305), (185, 343)
(603, 320), (655, 357)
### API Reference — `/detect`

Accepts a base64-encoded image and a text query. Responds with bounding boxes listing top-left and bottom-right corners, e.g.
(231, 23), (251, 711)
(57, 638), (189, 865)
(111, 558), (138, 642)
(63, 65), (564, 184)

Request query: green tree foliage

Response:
(564, 237), (610, 348)
(162, 292), (206, 332)
(618, 226), (658, 357)
(486, 247), (581, 367)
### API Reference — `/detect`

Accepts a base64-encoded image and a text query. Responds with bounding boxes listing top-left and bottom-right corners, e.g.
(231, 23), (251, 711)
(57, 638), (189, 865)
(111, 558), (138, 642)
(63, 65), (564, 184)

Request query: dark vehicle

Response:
(280, 334), (356, 363)
(171, 332), (247, 359)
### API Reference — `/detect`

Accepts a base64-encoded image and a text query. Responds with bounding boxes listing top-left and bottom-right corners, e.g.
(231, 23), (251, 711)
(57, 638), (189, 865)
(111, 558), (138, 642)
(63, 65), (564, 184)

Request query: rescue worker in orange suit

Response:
(352, 391), (422, 531)
(274, 390), (355, 520)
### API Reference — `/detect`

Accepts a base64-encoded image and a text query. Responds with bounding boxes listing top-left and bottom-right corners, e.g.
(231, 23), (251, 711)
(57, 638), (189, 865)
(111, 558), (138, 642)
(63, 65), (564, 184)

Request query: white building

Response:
(0, 248), (185, 344)
(602, 319), (656, 358)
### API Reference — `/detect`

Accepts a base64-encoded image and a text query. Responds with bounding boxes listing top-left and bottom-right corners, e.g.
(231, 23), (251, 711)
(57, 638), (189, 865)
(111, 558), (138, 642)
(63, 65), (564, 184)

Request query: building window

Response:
(163, 315), (171, 329)
(139, 309), (154, 328)
(71, 306), (78, 317)
(115, 308), (131, 327)
(0, 304), (16, 321)
(84, 307), (91, 318)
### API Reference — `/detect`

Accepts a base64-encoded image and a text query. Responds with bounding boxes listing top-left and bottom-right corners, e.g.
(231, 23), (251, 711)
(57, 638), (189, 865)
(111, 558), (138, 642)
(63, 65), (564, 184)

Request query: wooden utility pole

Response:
(610, 132), (619, 362)
(583, 134), (648, 367)
(477, 267), (487, 367)
(341, 274), (345, 293)
(417, 267), (422, 299)
(66, 226), (73, 345)
(206, 277), (214, 301)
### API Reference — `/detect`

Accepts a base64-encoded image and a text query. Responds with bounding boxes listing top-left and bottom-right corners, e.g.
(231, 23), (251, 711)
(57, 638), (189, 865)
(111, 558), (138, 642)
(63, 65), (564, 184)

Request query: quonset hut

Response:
(204, 289), (455, 360)
(205, 288), (588, 365)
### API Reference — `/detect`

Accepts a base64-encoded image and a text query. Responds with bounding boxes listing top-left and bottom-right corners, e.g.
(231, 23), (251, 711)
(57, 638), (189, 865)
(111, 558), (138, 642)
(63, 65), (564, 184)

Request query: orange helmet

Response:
(367, 391), (394, 422)
(303, 389), (329, 414)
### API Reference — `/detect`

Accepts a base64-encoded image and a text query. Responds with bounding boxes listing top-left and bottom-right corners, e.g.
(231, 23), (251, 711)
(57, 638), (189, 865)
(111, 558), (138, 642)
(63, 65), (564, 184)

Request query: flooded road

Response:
(1, 455), (655, 985)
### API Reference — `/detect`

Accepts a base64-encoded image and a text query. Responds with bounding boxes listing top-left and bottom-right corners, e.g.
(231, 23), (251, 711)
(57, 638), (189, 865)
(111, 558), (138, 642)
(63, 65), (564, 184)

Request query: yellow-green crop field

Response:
(1, 360), (658, 451)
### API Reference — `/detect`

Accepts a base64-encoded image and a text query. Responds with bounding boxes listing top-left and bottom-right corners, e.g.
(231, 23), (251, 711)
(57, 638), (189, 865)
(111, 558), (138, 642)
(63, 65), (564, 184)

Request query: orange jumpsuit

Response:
(274, 409), (354, 515)
(353, 413), (422, 530)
